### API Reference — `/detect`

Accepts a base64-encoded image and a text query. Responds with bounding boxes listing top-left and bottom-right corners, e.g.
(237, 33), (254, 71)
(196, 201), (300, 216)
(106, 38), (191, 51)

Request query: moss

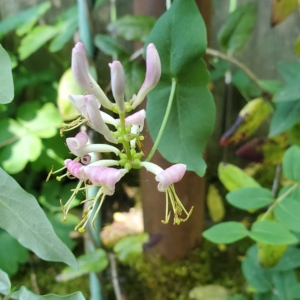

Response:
(120, 240), (249, 300)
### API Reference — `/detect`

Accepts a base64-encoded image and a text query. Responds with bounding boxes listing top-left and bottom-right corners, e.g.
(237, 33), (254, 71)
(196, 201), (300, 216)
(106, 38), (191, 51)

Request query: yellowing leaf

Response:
(206, 184), (225, 222)
(271, 0), (298, 26)
(218, 162), (260, 192)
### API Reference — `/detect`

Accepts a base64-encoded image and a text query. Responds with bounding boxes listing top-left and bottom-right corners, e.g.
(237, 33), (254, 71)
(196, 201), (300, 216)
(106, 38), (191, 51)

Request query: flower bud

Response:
(109, 61), (125, 112)
(132, 43), (161, 109)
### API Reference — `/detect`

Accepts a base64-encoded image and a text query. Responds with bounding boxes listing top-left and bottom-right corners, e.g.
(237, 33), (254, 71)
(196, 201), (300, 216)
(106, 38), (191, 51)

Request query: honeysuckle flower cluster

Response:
(49, 42), (193, 233)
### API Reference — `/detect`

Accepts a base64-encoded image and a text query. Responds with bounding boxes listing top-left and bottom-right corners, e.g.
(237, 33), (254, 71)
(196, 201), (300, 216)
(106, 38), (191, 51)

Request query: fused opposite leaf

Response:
(145, 0), (215, 176)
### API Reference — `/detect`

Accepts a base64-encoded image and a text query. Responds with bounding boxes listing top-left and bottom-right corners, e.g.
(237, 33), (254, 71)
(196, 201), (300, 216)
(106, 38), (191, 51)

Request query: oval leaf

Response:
(0, 168), (77, 269)
(0, 269), (10, 296)
(0, 45), (14, 104)
(202, 222), (248, 244)
(249, 220), (297, 245)
(226, 187), (273, 210)
(282, 145), (300, 181)
(145, 0), (215, 176)
(206, 184), (225, 222)
(274, 197), (300, 232)
(218, 162), (260, 191)
(56, 249), (108, 282)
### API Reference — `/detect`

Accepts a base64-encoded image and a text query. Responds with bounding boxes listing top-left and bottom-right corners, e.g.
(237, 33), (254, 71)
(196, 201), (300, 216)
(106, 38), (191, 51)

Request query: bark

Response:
(134, 0), (211, 261)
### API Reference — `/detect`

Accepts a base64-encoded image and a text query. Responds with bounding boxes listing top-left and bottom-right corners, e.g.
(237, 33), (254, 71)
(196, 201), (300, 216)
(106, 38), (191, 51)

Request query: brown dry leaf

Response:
(271, 0), (299, 26)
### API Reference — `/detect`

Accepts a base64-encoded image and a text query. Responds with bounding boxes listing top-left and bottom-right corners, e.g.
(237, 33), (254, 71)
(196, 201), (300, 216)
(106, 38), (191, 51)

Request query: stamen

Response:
(46, 166), (54, 182)
(91, 192), (106, 230)
(56, 173), (69, 181)
(60, 180), (84, 220)
(60, 117), (86, 136)
(161, 190), (171, 224)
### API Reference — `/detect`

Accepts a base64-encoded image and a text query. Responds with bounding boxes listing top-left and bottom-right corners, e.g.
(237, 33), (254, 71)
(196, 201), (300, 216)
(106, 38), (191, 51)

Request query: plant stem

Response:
(166, 0), (172, 10)
(119, 112), (132, 160)
(271, 164), (282, 197)
(229, 0), (237, 12)
(146, 79), (177, 162)
(206, 47), (270, 95)
(109, 253), (122, 300)
(261, 183), (299, 221)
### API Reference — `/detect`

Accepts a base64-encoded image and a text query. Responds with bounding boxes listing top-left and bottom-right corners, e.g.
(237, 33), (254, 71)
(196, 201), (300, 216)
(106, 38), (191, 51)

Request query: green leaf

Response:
(269, 100), (300, 137)
(18, 25), (59, 60)
(202, 222), (248, 244)
(107, 15), (156, 42)
(0, 269), (11, 296)
(217, 3), (256, 53)
(272, 247), (300, 271)
(241, 256), (273, 293)
(94, 34), (128, 57)
(145, 0), (215, 176)
(46, 213), (79, 250)
(0, 134), (42, 174)
(0, 168), (77, 269)
(282, 145), (300, 181)
(227, 295), (247, 300)
(274, 198), (300, 232)
(226, 187), (273, 210)
(232, 69), (261, 101)
(122, 60), (145, 101)
(0, 230), (28, 276)
(249, 220), (297, 245)
(272, 270), (298, 300)
(17, 102), (62, 138)
(57, 249), (108, 282)
(277, 61), (300, 83)
(218, 163), (260, 192)
(49, 7), (78, 53)
(209, 58), (229, 82)
(12, 287), (86, 300)
(289, 283), (300, 299)
(114, 233), (148, 263)
(258, 80), (283, 94)
(0, 45), (14, 104)
(0, 2), (51, 37)
(273, 78), (300, 102)
(207, 184), (225, 222)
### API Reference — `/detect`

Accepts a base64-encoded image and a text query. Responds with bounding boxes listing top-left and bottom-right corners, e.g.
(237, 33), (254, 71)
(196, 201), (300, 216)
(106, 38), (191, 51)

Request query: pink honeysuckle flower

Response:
(72, 42), (113, 109)
(132, 43), (161, 109)
(74, 166), (128, 233)
(116, 109), (146, 131)
(66, 132), (120, 157)
(109, 61), (125, 112)
(81, 154), (91, 165)
(85, 95), (117, 144)
(141, 162), (193, 225)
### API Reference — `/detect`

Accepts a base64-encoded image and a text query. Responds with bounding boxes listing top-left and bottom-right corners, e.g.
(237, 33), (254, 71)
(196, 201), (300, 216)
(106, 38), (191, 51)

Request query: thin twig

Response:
(130, 48), (143, 61)
(108, 253), (122, 300)
(206, 47), (270, 94)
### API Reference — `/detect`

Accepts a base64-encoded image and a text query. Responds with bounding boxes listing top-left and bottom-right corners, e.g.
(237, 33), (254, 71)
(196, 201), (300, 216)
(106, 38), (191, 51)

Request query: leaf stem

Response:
(206, 47), (271, 95)
(261, 183), (299, 221)
(145, 79), (177, 162)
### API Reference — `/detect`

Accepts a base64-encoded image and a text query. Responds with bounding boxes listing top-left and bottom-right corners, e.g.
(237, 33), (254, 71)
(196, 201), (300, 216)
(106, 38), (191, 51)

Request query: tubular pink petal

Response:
(72, 42), (113, 109)
(125, 109), (146, 131)
(155, 164), (187, 192)
(109, 61), (125, 112)
(85, 166), (128, 195)
(68, 94), (87, 116)
(132, 43), (161, 109)
(85, 95), (117, 144)
(65, 159), (87, 180)
(66, 132), (89, 156)
(81, 154), (91, 165)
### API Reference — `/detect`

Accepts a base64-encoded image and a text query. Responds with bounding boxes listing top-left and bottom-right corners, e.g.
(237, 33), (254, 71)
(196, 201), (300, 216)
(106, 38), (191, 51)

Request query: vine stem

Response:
(261, 183), (299, 221)
(146, 79), (177, 162)
(206, 47), (270, 94)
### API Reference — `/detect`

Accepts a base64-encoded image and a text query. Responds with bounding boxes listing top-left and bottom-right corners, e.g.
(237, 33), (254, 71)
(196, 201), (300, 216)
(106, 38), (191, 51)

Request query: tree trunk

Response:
(134, 0), (211, 261)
